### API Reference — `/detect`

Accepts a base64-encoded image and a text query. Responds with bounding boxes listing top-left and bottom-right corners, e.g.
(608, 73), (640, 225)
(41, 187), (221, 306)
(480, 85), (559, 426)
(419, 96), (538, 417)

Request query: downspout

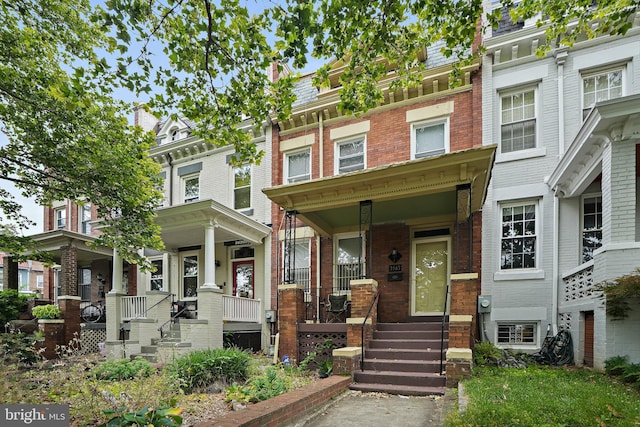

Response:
(316, 233), (321, 322)
(551, 49), (567, 335)
(319, 113), (324, 178)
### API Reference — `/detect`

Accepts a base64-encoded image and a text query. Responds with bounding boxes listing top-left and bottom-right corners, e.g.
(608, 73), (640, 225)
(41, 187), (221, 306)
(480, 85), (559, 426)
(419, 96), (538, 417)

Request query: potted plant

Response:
(32, 304), (61, 320)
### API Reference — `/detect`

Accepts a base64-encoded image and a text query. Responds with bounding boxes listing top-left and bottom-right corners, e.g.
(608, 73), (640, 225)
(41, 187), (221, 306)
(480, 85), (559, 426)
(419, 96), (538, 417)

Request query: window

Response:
(336, 136), (365, 174)
(285, 149), (311, 183)
(150, 259), (164, 291)
(182, 255), (198, 298)
(412, 118), (448, 159)
(582, 69), (623, 119)
(234, 165), (251, 210)
(334, 234), (364, 293)
(54, 208), (66, 229)
(36, 275), (43, 289)
(79, 268), (91, 301)
(500, 202), (537, 270)
(170, 128), (179, 141)
(18, 269), (29, 292)
(282, 239), (311, 296)
(80, 203), (92, 234)
(183, 175), (199, 203)
(582, 195), (602, 262)
(500, 89), (536, 153)
(497, 323), (536, 345)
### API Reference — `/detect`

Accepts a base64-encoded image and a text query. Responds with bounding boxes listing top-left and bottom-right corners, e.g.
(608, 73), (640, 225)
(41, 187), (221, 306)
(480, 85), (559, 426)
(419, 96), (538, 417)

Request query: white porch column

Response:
(202, 221), (219, 289)
(110, 248), (124, 294)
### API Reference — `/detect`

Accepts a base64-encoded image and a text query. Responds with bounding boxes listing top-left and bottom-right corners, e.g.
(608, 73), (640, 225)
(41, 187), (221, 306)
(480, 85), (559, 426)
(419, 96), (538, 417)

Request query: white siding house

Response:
(481, 3), (640, 369)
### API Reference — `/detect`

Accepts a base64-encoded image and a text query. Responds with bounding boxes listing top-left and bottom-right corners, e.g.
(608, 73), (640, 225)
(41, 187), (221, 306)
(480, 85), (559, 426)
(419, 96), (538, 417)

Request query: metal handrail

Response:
(439, 284), (450, 376)
(360, 290), (380, 371)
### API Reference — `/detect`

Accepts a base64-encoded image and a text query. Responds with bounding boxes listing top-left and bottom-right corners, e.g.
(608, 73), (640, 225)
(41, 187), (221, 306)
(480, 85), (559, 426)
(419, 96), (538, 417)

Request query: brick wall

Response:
(60, 246), (78, 296)
(277, 285), (305, 363)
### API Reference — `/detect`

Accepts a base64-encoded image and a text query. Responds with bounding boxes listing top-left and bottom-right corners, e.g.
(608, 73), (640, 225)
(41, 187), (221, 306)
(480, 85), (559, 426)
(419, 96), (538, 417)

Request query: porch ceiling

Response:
(263, 145), (496, 236)
(154, 199), (271, 250)
(549, 94), (640, 198)
(28, 230), (113, 264)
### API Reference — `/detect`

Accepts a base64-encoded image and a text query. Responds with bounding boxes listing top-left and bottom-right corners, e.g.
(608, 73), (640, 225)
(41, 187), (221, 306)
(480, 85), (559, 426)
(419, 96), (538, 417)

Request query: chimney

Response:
(133, 103), (158, 133)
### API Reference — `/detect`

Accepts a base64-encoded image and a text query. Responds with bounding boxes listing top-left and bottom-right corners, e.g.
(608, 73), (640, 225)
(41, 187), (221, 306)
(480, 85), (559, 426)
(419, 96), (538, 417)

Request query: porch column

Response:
(446, 273), (479, 386)
(106, 248), (126, 350)
(110, 248), (124, 293)
(2, 255), (18, 291)
(60, 246), (78, 296)
(202, 221), (219, 289)
(347, 278), (378, 348)
(277, 284), (305, 364)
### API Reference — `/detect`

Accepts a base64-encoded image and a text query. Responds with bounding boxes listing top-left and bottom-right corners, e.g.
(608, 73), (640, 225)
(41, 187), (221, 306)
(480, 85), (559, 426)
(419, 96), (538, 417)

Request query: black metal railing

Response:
(360, 290), (380, 371)
(439, 284), (450, 376)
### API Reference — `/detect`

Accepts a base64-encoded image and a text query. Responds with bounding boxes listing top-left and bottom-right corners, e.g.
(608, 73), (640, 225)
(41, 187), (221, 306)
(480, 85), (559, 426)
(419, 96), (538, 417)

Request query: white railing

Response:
(223, 295), (261, 323)
(333, 262), (364, 293)
(562, 260), (595, 304)
(121, 296), (147, 320)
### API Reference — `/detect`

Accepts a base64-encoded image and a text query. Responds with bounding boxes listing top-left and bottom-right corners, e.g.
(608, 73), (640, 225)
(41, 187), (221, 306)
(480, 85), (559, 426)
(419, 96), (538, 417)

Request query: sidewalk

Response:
(292, 389), (453, 427)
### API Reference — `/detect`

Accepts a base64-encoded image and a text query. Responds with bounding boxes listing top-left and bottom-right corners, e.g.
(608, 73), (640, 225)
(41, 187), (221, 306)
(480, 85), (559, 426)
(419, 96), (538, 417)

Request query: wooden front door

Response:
(584, 311), (594, 367)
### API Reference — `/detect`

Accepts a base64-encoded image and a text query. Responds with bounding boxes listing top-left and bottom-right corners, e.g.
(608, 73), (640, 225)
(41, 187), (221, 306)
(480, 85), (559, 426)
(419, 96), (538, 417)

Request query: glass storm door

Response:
(233, 260), (254, 298)
(412, 238), (450, 315)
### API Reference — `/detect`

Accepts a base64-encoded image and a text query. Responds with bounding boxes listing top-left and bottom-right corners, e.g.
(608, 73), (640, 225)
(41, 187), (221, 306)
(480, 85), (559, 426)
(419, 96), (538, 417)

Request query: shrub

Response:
(166, 348), (251, 393)
(32, 304), (61, 319)
(0, 290), (30, 325)
(0, 332), (42, 365)
(90, 357), (155, 381)
(225, 367), (289, 404)
(473, 341), (502, 366)
(100, 406), (183, 427)
(605, 355), (630, 376)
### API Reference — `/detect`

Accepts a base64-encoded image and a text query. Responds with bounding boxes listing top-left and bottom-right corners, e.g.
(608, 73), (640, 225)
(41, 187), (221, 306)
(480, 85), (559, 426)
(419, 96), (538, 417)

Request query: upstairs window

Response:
(150, 259), (164, 291)
(183, 175), (199, 203)
(500, 89), (536, 154)
(285, 148), (311, 183)
(336, 136), (365, 174)
(54, 207), (66, 230)
(412, 118), (449, 159)
(582, 68), (623, 119)
(234, 165), (251, 210)
(80, 203), (92, 234)
(582, 195), (603, 262)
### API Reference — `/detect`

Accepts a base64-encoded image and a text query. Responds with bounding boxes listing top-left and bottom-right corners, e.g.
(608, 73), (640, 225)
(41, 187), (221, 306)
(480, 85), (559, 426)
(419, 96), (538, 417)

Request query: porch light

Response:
(388, 248), (402, 263)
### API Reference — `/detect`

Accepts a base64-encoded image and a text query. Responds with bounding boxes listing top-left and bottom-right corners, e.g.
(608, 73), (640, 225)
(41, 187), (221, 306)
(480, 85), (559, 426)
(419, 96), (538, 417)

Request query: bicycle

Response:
(81, 301), (105, 323)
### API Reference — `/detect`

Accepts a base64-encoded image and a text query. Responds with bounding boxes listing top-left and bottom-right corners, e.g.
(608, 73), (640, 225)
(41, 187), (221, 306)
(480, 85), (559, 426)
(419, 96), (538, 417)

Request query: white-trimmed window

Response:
(285, 148), (311, 183)
(497, 323), (537, 345)
(36, 275), (43, 289)
(335, 136), (365, 174)
(150, 259), (164, 291)
(80, 203), (92, 234)
(412, 117), (449, 159)
(500, 88), (536, 154)
(334, 234), (364, 293)
(582, 195), (603, 263)
(233, 165), (251, 210)
(183, 175), (199, 203)
(582, 68), (623, 119)
(18, 269), (29, 293)
(500, 201), (537, 270)
(54, 207), (66, 229)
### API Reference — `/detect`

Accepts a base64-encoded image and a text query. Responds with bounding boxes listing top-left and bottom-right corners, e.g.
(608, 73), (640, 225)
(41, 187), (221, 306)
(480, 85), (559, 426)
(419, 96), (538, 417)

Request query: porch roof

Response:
(549, 94), (640, 198)
(28, 230), (113, 263)
(263, 145), (496, 236)
(154, 199), (271, 250)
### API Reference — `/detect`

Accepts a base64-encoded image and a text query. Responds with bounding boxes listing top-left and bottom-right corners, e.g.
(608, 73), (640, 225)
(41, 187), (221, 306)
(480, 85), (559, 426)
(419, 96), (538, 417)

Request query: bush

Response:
(90, 357), (155, 381)
(605, 355), (629, 376)
(0, 290), (30, 325)
(473, 341), (502, 366)
(0, 332), (41, 365)
(31, 304), (61, 320)
(166, 348), (251, 393)
(225, 367), (289, 404)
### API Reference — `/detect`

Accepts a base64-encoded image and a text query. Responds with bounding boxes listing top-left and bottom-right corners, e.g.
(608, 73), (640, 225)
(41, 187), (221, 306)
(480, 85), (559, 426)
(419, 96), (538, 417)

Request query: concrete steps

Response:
(129, 322), (187, 363)
(351, 320), (448, 396)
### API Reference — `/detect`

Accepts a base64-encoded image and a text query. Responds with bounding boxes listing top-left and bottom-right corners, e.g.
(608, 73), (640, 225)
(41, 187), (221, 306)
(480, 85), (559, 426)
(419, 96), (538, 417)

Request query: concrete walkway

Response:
(292, 390), (450, 427)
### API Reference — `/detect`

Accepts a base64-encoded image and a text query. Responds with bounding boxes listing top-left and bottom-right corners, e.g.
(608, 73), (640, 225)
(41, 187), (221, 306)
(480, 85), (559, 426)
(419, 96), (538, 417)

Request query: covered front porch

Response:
(549, 94), (640, 369)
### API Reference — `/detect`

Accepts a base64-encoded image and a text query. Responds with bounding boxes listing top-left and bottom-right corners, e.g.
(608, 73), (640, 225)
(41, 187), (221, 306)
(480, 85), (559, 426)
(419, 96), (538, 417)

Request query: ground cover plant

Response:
(445, 365), (640, 427)
(0, 340), (316, 426)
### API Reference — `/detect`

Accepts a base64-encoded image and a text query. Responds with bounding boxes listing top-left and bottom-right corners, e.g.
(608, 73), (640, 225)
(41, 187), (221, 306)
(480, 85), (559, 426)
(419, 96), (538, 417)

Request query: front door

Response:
(411, 237), (450, 316)
(233, 260), (254, 298)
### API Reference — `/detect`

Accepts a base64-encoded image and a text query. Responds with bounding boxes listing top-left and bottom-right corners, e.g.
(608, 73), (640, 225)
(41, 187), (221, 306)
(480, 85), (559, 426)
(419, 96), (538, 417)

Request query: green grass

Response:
(446, 366), (640, 427)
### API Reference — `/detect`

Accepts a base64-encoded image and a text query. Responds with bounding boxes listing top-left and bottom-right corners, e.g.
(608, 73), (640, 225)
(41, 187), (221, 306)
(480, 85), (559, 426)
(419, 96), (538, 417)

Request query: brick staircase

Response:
(350, 319), (448, 396)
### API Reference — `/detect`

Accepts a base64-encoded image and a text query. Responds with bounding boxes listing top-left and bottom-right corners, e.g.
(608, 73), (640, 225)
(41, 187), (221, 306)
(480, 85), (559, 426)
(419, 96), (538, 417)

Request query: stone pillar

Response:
(198, 287), (224, 349)
(277, 284), (305, 364)
(3, 256), (19, 291)
(60, 246), (78, 296)
(202, 222), (219, 288)
(347, 279), (378, 348)
(37, 319), (65, 359)
(333, 347), (362, 376)
(450, 274), (480, 345)
(58, 296), (81, 347)
(445, 348), (473, 387)
(111, 248), (124, 293)
(105, 291), (125, 348)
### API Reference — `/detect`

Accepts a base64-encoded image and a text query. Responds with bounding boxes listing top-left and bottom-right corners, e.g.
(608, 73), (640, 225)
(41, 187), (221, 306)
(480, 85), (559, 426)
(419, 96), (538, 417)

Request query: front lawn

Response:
(446, 366), (640, 427)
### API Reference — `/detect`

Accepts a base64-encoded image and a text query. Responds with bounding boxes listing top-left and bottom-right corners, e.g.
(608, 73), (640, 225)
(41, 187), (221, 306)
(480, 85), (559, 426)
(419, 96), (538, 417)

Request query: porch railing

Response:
(121, 296), (147, 321)
(334, 262), (364, 293)
(223, 295), (262, 323)
(561, 260), (595, 304)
